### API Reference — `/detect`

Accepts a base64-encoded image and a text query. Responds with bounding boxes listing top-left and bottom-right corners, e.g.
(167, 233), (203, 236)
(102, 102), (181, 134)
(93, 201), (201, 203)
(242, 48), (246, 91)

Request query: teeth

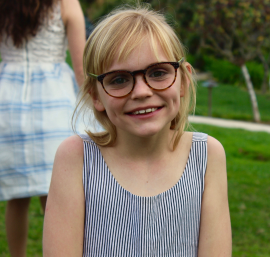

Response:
(133, 108), (157, 115)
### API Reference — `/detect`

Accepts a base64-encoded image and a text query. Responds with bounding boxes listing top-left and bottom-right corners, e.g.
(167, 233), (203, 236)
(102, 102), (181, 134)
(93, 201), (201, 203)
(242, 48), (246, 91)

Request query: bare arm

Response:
(61, 0), (86, 87)
(198, 136), (232, 257)
(43, 135), (85, 256)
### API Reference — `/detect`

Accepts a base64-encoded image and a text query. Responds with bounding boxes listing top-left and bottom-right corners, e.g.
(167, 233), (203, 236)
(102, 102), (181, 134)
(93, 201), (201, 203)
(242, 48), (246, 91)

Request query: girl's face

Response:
(93, 39), (187, 140)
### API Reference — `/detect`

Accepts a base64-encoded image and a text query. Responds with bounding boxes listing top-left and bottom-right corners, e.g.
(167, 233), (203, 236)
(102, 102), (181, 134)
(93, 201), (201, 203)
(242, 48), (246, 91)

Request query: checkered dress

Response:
(0, 3), (83, 200)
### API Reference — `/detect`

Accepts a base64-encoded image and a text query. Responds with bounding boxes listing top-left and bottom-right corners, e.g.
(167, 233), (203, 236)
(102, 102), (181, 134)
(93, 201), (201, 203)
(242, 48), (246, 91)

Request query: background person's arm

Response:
(198, 136), (232, 257)
(61, 0), (86, 87)
(43, 135), (85, 256)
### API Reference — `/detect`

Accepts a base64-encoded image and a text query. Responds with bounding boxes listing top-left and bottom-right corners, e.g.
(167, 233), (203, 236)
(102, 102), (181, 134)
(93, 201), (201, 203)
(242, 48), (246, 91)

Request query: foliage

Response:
(190, 0), (270, 65)
(246, 61), (265, 89)
(83, 0), (126, 22)
(188, 54), (265, 89)
(190, 55), (243, 85)
(150, 0), (270, 94)
(203, 57), (242, 85)
(166, 0), (269, 121)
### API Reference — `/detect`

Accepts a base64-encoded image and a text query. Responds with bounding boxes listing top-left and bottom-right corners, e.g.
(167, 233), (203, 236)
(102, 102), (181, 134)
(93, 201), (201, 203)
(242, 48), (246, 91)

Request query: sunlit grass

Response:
(191, 123), (270, 257)
(195, 83), (270, 123)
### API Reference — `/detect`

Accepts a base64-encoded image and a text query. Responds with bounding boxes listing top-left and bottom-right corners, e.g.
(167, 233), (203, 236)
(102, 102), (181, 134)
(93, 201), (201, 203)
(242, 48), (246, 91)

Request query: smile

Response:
(131, 108), (158, 115)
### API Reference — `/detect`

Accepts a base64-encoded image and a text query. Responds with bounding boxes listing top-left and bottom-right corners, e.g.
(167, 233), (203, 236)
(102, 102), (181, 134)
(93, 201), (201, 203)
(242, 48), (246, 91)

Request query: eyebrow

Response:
(104, 61), (172, 73)
(88, 58), (184, 78)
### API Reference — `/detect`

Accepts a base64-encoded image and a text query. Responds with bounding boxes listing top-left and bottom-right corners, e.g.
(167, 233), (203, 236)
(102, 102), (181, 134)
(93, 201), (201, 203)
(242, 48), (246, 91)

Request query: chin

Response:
(133, 126), (167, 138)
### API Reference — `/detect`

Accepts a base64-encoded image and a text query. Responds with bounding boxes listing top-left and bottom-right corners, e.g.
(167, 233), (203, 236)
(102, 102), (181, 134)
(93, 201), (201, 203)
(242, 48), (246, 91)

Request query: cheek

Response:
(166, 88), (181, 112)
(172, 77), (182, 102)
(102, 98), (125, 119)
(172, 88), (182, 112)
(177, 74), (185, 97)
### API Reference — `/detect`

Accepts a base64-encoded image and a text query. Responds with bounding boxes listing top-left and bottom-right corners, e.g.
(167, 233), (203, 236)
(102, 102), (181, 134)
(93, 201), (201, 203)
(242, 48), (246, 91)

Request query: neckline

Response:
(94, 132), (196, 199)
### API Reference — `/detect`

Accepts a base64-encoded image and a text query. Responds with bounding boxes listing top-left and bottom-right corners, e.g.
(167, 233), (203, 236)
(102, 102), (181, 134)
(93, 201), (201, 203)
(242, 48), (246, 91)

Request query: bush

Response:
(187, 54), (242, 85)
(203, 56), (243, 85)
(246, 61), (264, 89)
(188, 54), (264, 89)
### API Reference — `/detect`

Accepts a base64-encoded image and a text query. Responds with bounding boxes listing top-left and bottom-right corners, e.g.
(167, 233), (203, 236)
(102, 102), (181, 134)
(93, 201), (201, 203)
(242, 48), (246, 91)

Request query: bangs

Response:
(88, 9), (183, 76)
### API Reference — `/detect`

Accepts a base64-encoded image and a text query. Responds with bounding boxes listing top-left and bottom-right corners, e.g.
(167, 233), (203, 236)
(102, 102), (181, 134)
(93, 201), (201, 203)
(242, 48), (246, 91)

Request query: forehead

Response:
(106, 38), (170, 72)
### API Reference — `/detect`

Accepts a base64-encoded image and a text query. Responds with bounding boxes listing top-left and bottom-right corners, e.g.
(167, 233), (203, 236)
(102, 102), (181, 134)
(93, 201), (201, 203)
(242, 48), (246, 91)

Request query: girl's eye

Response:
(110, 77), (128, 85)
(104, 72), (132, 89)
(149, 70), (167, 78)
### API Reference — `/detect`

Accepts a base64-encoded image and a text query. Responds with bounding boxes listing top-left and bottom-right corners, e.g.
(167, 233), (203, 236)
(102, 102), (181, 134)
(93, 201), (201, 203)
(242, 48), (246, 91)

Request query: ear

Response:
(89, 89), (105, 112)
(180, 62), (192, 97)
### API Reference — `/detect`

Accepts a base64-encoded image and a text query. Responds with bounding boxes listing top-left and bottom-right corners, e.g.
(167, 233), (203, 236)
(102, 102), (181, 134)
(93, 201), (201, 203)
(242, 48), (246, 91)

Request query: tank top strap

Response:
(78, 134), (93, 142)
(192, 131), (208, 142)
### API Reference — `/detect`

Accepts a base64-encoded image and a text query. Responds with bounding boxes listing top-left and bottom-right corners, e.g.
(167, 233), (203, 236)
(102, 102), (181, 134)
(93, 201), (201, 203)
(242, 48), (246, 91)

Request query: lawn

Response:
(0, 124), (269, 256)
(195, 83), (270, 123)
(191, 124), (270, 257)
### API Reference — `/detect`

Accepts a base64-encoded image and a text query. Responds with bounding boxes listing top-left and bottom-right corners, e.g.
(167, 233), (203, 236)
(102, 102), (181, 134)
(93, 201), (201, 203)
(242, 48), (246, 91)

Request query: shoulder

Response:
(53, 135), (84, 180)
(206, 135), (226, 165)
(61, 0), (84, 26)
(204, 135), (227, 186)
(47, 135), (85, 213)
(55, 134), (84, 160)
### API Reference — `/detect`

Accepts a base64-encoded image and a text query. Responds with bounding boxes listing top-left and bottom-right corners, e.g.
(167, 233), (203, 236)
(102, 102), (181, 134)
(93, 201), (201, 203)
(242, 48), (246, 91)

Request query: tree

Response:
(153, 0), (270, 122)
(190, 0), (270, 122)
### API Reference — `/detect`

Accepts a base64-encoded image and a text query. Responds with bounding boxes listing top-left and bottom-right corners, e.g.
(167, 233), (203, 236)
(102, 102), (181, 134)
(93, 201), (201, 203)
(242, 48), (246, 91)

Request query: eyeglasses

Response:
(87, 58), (184, 98)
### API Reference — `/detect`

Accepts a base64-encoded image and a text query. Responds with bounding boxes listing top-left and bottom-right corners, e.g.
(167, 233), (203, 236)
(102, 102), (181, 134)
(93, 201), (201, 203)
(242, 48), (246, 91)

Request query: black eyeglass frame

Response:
(87, 57), (184, 98)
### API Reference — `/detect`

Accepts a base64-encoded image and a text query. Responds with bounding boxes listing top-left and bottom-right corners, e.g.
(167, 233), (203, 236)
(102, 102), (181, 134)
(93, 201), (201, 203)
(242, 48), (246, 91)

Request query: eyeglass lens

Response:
(102, 63), (176, 97)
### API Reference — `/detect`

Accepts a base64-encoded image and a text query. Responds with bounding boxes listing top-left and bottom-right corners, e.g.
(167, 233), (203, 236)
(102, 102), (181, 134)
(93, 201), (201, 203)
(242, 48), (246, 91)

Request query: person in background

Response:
(0, 0), (85, 256)
(43, 5), (232, 257)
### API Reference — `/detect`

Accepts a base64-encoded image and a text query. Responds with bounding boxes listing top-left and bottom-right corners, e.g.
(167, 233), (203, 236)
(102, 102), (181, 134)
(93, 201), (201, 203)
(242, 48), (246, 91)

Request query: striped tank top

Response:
(81, 132), (208, 257)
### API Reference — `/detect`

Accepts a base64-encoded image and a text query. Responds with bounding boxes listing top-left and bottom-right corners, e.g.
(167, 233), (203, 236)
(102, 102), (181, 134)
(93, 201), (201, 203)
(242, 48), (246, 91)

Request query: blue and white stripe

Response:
(81, 132), (207, 256)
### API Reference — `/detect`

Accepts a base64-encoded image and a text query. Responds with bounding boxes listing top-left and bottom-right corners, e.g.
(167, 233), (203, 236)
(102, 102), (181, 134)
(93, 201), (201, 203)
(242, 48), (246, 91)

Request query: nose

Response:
(130, 73), (153, 100)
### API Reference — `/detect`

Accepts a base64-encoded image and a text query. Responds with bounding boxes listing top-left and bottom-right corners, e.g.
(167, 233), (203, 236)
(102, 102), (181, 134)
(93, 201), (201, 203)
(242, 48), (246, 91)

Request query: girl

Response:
(0, 0), (86, 256)
(43, 6), (232, 257)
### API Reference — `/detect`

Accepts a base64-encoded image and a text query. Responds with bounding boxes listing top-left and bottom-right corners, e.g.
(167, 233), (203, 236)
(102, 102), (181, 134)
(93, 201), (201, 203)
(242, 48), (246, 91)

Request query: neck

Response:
(113, 127), (175, 161)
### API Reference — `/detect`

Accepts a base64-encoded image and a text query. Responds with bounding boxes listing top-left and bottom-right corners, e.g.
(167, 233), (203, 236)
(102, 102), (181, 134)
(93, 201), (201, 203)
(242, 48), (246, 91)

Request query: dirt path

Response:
(189, 116), (270, 133)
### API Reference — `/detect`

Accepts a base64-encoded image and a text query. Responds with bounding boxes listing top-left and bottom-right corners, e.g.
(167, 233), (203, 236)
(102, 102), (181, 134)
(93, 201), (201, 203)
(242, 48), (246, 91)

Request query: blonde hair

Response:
(74, 5), (196, 149)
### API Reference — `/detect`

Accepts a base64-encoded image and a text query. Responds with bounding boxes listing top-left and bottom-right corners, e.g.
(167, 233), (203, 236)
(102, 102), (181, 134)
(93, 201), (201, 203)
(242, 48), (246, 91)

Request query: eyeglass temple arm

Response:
(178, 57), (185, 64)
(87, 72), (98, 78)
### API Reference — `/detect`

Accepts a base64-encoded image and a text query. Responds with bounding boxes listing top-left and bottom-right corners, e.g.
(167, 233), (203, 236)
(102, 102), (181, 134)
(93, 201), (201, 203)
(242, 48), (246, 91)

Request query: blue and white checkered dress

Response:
(0, 3), (82, 201)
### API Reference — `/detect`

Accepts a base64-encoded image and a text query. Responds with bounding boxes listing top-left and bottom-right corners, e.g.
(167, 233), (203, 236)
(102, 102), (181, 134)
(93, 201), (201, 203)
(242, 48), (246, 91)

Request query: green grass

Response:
(1, 125), (270, 256)
(195, 83), (270, 123)
(190, 124), (270, 257)
(0, 197), (44, 257)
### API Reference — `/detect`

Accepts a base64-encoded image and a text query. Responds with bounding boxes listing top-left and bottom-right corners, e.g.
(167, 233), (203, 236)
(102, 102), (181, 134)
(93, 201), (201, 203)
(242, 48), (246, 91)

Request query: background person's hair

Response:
(74, 4), (196, 149)
(0, 0), (56, 47)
